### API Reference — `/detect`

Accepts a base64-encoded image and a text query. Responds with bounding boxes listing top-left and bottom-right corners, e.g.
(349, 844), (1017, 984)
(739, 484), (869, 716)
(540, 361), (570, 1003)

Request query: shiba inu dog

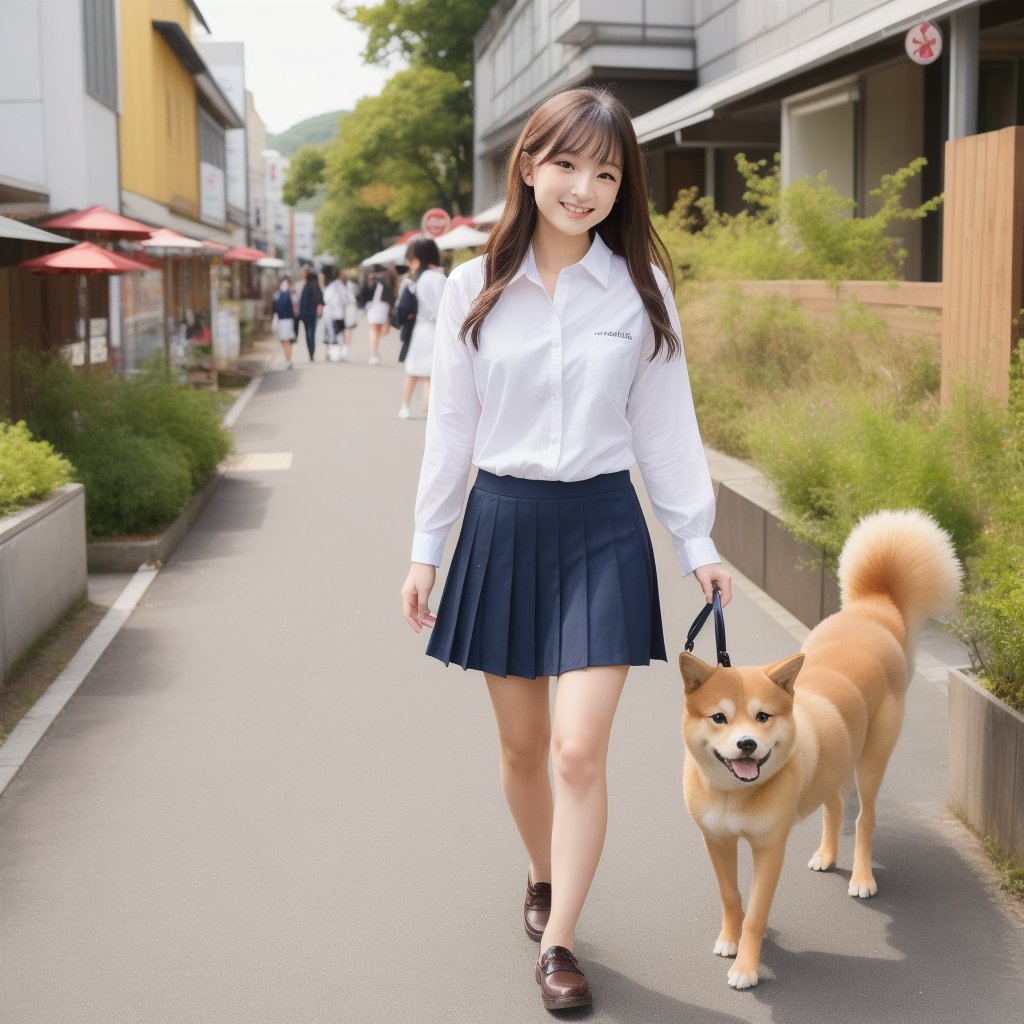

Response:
(680, 510), (961, 990)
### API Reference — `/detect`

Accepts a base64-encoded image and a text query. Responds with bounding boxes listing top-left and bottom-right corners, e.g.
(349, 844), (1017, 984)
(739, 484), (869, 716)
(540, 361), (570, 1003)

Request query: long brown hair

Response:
(460, 87), (678, 359)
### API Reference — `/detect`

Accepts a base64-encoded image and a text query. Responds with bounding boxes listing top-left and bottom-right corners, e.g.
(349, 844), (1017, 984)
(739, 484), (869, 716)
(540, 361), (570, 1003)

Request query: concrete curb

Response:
(0, 377), (266, 797)
(0, 565), (159, 797)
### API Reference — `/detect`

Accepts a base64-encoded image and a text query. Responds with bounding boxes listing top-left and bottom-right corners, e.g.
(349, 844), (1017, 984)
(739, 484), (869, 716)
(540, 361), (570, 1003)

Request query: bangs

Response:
(530, 102), (624, 169)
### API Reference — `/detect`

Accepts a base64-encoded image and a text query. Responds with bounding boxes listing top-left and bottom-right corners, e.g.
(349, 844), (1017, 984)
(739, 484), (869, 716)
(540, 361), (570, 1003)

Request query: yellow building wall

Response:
(119, 0), (201, 218)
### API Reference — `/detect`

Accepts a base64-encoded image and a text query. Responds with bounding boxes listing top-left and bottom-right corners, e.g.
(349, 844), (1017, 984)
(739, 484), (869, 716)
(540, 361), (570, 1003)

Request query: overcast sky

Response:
(196, 0), (395, 134)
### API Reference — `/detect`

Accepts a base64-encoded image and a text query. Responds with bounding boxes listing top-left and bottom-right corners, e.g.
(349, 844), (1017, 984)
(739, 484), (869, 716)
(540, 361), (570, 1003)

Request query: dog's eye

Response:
(710, 712), (728, 725)
(756, 711), (772, 723)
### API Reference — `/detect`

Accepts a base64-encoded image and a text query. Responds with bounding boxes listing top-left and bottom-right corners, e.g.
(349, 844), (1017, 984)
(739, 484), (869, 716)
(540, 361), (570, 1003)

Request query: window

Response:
(199, 108), (226, 170)
(83, 0), (117, 109)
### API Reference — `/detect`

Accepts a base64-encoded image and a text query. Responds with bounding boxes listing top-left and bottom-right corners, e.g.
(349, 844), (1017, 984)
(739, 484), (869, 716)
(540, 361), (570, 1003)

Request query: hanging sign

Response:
(905, 21), (942, 65)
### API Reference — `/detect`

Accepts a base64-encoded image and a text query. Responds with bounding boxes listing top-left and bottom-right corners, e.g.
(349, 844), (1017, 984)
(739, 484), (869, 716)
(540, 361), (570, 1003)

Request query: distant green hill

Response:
(268, 110), (347, 156)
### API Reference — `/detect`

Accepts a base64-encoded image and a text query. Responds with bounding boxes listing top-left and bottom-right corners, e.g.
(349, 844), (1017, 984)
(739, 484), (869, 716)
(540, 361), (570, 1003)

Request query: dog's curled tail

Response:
(838, 509), (962, 629)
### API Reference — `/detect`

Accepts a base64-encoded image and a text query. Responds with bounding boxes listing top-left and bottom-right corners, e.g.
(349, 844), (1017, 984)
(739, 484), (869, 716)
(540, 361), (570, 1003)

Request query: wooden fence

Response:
(941, 126), (1024, 406)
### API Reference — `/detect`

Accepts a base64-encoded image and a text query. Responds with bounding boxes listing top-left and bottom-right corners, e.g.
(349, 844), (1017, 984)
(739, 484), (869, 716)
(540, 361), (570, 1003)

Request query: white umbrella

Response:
(436, 223), (489, 251)
(360, 243), (408, 267)
(256, 256), (286, 269)
(472, 199), (505, 226)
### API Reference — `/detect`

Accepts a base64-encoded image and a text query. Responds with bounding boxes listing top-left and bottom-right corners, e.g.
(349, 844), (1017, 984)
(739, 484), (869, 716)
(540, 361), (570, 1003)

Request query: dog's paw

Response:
(807, 851), (835, 872)
(848, 878), (878, 898)
(727, 967), (759, 989)
(713, 939), (738, 958)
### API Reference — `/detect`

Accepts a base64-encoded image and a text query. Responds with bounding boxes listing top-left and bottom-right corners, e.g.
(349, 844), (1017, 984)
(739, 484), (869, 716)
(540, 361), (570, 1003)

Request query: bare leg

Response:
(401, 376), (417, 410)
(484, 673), (554, 884)
(368, 325), (382, 360)
(342, 327), (352, 357)
(421, 377), (430, 412)
(282, 341), (292, 366)
(542, 665), (628, 951)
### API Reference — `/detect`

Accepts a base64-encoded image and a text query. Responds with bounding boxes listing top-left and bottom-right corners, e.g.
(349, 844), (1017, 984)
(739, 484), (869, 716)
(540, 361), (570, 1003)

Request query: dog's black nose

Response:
(737, 737), (758, 755)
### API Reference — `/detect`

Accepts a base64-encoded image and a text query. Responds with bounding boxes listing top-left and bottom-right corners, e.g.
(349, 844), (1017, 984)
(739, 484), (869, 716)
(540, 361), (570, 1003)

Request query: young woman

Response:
(361, 264), (395, 365)
(398, 237), (445, 419)
(400, 87), (732, 1012)
(271, 275), (297, 369)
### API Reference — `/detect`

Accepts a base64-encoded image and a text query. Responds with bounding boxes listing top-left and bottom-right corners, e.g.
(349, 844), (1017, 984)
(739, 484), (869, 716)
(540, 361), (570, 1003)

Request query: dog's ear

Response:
(679, 652), (717, 694)
(765, 654), (804, 694)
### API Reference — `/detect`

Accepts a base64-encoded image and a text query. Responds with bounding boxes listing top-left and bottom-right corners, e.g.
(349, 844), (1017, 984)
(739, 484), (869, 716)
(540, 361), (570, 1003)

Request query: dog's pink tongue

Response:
(731, 759), (759, 781)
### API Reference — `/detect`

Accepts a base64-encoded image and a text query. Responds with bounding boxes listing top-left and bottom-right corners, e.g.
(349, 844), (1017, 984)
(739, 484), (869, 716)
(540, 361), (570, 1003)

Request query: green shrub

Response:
(20, 356), (232, 538)
(0, 421), (74, 517)
(654, 155), (942, 285)
(72, 430), (193, 538)
(116, 363), (232, 487)
(747, 387), (999, 563)
(951, 343), (1024, 711)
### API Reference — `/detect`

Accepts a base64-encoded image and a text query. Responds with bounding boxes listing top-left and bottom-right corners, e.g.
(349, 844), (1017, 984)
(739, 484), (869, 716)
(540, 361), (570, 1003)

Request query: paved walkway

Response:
(1, 323), (1021, 1023)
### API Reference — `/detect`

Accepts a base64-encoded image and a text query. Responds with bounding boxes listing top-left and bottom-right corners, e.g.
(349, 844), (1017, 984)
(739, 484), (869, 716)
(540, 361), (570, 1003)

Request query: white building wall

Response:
(0, 0), (46, 196)
(695, 1), (904, 84)
(0, 0), (118, 210)
(247, 92), (268, 247)
(263, 149), (289, 257)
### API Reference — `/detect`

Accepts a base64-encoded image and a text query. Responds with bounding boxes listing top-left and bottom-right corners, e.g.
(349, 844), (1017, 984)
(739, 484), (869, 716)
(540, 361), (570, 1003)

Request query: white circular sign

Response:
(905, 22), (942, 65)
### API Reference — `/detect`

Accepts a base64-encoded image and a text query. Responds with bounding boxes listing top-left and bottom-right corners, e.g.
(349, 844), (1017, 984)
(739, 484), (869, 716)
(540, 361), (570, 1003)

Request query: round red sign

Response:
(905, 22), (942, 66)
(421, 208), (451, 238)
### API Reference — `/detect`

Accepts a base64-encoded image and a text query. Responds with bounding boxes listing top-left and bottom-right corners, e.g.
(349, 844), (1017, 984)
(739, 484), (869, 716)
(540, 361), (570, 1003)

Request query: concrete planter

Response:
(947, 666), (1024, 862)
(0, 484), (87, 682)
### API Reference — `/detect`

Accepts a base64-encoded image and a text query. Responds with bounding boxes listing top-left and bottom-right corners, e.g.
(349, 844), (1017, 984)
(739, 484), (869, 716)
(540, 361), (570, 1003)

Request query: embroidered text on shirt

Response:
(595, 330), (633, 340)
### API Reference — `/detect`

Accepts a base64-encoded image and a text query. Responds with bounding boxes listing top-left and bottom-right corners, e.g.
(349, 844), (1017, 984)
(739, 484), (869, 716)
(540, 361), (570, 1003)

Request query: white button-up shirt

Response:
(412, 233), (719, 576)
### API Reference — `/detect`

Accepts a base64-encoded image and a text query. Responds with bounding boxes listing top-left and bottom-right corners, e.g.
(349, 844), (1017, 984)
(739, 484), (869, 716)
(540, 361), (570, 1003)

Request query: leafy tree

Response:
(282, 146), (327, 207)
(315, 64), (474, 265)
(337, 0), (496, 81)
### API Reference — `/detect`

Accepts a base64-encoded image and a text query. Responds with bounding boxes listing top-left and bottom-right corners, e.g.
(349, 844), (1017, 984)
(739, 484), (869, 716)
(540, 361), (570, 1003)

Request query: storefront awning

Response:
(633, 0), (979, 143)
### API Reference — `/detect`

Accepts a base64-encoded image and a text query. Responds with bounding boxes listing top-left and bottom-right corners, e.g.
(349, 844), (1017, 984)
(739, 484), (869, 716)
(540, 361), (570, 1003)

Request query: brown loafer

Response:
(524, 873), (551, 942)
(535, 945), (592, 1010)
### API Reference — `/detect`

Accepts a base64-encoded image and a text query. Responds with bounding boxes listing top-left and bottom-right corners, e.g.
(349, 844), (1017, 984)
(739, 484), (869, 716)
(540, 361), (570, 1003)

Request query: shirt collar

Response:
(510, 232), (613, 288)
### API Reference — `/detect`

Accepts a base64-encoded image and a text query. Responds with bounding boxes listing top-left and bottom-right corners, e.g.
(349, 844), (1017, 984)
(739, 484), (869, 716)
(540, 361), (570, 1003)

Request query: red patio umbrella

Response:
(40, 205), (153, 240)
(222, 245), (266, 262)
(18, 242), (154, 370)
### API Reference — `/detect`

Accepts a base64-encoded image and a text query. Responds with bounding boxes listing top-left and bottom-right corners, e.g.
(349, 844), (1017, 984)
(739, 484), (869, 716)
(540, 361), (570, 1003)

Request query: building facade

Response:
(474, 0), (1024, 281)
(118, 0), (244, 243)
(473, 0), (698, 210)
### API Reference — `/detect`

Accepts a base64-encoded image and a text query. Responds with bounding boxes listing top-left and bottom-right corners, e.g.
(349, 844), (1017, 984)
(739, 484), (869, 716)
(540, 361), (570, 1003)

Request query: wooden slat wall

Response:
(941, 127), (1024, 406)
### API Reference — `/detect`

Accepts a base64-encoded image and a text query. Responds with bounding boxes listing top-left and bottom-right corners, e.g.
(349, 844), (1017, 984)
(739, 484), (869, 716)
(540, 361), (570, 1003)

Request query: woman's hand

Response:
(694, 562), (733, 607)
(402, 562), (437, 631)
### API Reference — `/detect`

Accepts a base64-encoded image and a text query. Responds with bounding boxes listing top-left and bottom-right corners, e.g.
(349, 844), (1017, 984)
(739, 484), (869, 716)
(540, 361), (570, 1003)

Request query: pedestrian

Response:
(298, 266), (324, 361)
(397, 237), (444, 419)
(341, 270), (359, 360)
(323, 267), (347, 360)
(361, 264), (394, 365)
(271, 275), (297, 369)
(400, 86), (732, 1012)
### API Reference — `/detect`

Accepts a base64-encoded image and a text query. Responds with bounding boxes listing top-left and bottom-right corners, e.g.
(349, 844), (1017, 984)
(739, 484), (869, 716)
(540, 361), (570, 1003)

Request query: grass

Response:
(983, 837), (1024, 904)
(0, 598), (106, 746)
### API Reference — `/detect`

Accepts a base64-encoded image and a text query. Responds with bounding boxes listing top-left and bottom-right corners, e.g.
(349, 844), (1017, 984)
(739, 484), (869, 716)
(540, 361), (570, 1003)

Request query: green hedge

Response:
(21, 358), (232, 539)
(0, 421), (74, 518)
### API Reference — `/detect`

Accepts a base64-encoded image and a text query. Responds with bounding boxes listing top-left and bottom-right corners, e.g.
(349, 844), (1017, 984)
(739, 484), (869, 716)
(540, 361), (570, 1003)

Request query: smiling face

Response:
(680, 654), (803, 792)
(520, 148), (622, 238)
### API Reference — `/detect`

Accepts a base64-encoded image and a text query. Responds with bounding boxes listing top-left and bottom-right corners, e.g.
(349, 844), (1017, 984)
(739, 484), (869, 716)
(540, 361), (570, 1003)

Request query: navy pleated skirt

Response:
(426, 470), (667, 678)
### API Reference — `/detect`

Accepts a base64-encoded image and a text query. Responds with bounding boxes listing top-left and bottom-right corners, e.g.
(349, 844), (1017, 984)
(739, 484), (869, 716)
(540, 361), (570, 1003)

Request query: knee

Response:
(501, 734), (549, 776)
(551, 735), (601, 791)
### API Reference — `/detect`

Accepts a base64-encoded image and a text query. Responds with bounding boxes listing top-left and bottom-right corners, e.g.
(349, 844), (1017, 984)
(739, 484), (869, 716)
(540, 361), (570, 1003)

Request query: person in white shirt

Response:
(400, 87), (732, 1011)
(398, 237), (445, 419)
(322, 268), (347, 360)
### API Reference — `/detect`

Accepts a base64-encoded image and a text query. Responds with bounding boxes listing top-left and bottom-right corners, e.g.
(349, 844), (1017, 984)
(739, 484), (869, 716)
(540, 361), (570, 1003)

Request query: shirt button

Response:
(553, 340), (560, 348)
(550, 435), (558, 444)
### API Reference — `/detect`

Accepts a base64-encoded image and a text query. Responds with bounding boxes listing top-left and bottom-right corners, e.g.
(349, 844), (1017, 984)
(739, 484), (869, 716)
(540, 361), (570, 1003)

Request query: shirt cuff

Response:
(412, 532), (447, 567)
(673, 536), (721, 577)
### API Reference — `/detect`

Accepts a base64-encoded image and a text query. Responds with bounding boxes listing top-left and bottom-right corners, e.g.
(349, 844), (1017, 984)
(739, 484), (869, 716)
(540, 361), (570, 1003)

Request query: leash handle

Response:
(683, 587), (731, 667)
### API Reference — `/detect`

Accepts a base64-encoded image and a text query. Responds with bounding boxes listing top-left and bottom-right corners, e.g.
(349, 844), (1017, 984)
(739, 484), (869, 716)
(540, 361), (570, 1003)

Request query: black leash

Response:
(683, 588), (731, 667)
